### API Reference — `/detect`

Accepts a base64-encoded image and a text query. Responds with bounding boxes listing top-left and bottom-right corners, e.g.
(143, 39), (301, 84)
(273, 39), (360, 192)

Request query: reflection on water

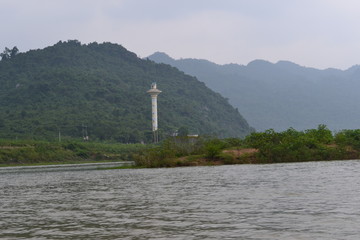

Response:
(1, 161), (360, 239)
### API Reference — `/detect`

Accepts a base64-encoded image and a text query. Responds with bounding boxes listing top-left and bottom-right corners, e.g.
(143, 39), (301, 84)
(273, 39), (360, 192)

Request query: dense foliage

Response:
(3, 125), (360, 167)
(133, 136), (230, 167)
(0, 41), (252, 142)
(245, 125), (357, 163)
(134, 125), (360, 168)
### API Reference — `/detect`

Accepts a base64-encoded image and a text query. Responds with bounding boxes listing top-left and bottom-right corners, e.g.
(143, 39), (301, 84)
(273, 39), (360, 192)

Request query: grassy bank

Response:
(3, 125), (360, 168)
(0, 139), (150, 167)
(133, 125), (360, 168)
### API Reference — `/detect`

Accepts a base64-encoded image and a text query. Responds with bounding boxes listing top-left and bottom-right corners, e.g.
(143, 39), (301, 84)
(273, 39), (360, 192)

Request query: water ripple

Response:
(1, 161), (360, 239)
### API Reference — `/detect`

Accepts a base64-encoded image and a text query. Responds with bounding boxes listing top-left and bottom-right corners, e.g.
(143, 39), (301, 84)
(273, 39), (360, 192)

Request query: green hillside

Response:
(148, 52), (360, 131)
(0, 41), (252, 142)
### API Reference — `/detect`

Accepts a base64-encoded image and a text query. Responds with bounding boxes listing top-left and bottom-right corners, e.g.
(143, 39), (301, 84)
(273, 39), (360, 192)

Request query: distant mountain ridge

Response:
(148, 52), (360, 131)
(0, 41), (252, 141)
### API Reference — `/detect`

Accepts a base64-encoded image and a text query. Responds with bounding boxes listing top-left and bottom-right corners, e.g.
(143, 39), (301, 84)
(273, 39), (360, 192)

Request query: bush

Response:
(335, 129), (360, 150)
(245, 125), (337, 163)
(204, 139), (226, 159)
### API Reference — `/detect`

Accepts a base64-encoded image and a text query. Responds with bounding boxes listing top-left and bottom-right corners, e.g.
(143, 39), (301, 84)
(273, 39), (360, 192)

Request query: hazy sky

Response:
(1, 0), (360, 69)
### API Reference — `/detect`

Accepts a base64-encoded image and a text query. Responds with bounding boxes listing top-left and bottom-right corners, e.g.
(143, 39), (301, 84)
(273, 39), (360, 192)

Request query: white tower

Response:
(147, 82), (162, 143)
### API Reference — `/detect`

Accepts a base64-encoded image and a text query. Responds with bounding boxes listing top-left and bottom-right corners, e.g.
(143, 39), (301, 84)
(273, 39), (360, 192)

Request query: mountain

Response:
(0, 41), (252, 142)
(148, 52), (360, 131)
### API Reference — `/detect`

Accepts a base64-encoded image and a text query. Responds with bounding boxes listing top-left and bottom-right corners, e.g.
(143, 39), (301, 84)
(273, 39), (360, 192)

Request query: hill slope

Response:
(0, 41), (252, 142)
(148, 52), (360, 131)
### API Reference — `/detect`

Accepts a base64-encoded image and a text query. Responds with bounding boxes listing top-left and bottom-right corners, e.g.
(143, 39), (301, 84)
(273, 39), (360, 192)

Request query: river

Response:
(1, 160), (360, 239)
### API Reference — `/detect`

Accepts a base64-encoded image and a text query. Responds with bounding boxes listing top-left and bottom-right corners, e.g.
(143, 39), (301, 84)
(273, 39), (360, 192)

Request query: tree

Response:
(305, 124), (333, 144)
(10, 46), (19, 58)
(0, 47), (11, 60)
(0, 46), (19, 60)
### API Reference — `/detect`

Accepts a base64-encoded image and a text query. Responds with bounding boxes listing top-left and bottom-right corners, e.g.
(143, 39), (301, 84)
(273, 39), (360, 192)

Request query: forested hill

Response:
(0, 41), (252, 142)
(148, 52), (360, 131)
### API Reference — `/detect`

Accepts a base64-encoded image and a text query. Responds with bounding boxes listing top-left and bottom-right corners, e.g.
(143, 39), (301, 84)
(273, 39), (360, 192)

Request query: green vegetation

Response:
(245, 125), (343, 163)
(3, 125), (360, 168)
(133, 136), (247, 168)
(0, 41), (252, 143)
(134, 125), (360, 168)
(0, 139), (149, 166)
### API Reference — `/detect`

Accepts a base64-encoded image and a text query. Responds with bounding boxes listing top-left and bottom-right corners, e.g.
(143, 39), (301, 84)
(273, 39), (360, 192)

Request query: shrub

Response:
(204, 139), (226, 159)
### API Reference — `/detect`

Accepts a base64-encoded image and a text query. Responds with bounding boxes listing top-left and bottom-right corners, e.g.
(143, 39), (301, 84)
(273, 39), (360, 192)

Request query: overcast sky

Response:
(1, 0), (360, 69)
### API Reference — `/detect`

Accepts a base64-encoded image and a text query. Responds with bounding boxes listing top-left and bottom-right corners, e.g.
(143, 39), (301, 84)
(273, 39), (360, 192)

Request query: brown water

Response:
(1, 161), (360, 239)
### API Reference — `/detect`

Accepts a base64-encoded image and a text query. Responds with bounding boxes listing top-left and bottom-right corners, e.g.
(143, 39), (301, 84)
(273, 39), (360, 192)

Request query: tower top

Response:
(147, 82), (162, 95)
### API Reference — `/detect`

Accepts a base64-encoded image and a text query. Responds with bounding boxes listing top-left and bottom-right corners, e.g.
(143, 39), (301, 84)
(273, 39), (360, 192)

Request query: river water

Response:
(1, 160), (360, 240)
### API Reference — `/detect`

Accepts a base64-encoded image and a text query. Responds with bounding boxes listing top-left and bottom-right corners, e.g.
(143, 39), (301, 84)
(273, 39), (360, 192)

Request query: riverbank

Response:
(2, 125), (360, 168)
(132, 145), (359, 168)
(132, 126), (360, 168)
(0, 139), (149, 167)
(0, 161), (134, 172)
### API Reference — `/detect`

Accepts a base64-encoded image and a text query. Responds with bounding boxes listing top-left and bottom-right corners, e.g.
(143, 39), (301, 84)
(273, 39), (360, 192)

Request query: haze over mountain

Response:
(148, 52), (360, 131)
(0, 41), (252, 142)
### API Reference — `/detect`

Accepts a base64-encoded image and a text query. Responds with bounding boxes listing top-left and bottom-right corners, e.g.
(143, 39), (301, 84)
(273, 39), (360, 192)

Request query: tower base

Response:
(153, 130), (159, 143)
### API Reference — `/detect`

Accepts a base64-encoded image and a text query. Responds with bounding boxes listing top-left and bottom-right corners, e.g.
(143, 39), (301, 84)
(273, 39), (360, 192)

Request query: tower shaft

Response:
(147, 83), (162, 143)
(151, 95), (159, 131)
